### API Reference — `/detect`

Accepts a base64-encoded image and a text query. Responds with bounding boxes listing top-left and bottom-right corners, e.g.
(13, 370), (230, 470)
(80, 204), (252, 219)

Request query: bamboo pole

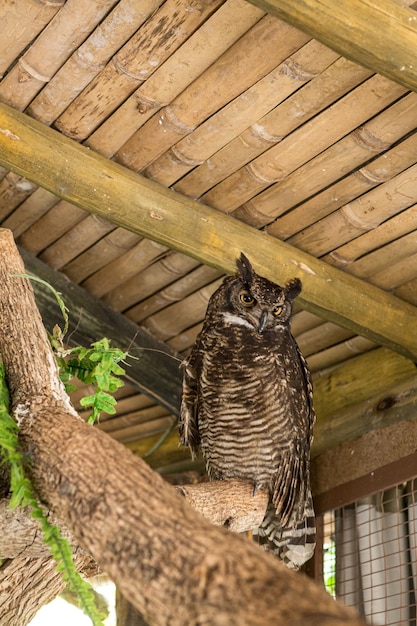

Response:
(1, 102), (417, 360)
(325, 204), (417, 268)
(202, 74), (406, 213)
(81, 238), (168, 298)
(54, 0), (223, 141)
(0, 0), (117, 111)
(26, 0), (162, 125)
(115, 16), (310, 172)
(175, 55), (371, 199)
(86, 0), (265, 158)
(289, 161), (417, 256)
(247, 93), (417, 229)
(64, 228), (141, 284)
(0, 0), (64, 77)
(107, 252), (200, 316)
(39, 215), (115, 269)
(2, 187), (59, 238)
(144, 40), (336, 187)
(247, 0), (417, 93)
(103, 265), (220, 314)
(18, 201), (85, 255)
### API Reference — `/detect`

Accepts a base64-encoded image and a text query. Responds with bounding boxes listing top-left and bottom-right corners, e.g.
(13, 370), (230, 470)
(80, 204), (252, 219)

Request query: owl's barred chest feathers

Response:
(180, 253), (316, 569)
(195, 314), (309, 484)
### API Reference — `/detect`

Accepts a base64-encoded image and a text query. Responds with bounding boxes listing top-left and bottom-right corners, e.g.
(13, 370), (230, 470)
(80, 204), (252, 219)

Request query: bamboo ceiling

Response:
(1, 0), (417, 473)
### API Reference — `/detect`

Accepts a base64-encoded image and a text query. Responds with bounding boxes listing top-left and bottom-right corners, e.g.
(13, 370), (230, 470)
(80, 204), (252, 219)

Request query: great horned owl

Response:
(179, 253), (316, 569)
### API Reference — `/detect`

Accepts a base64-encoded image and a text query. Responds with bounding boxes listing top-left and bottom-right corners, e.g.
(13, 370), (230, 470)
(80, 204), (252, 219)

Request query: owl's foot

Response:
(252, 482), (266, 497)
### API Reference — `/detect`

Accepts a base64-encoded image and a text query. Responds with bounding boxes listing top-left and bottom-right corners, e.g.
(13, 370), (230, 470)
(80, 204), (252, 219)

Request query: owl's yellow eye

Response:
(239, 291), (256, 306)
(273, 305), (283, 316)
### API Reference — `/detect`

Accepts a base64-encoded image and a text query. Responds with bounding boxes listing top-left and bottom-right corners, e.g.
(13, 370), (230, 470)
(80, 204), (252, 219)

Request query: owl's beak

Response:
(258, 310), (268, 333)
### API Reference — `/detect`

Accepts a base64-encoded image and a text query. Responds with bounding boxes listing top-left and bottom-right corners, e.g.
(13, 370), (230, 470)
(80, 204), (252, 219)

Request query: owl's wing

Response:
(271, 334), (316, 527)
(179, 351), (201, 458)
(295, 340), (316, 442)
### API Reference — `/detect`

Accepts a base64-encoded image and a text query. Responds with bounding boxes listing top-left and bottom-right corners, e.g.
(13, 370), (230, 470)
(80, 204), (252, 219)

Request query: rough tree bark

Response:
(0, 229), (366, 625)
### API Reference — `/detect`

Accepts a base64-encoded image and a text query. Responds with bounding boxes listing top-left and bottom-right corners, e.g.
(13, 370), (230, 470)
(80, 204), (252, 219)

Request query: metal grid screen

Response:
(321, 482), (417, 625)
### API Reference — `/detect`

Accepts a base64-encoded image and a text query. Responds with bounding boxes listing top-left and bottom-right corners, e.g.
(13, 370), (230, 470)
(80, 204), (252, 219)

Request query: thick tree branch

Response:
(0, 554), (95, 626)
(176, 480), (269, 533)
(0, 228), (365, 625)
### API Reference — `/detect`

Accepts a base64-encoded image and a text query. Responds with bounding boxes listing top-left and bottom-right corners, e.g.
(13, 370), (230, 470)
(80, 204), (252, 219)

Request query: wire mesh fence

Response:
(320, 481), (417, 625)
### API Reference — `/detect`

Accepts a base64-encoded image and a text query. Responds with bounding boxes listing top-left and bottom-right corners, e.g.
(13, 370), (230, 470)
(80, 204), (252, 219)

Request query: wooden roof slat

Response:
(0, 0), (118, 111)
(2, 187), (59, 238)
(144, 40), (338, 187)
(370, 251), (417, 291)
(109, 416), (175, 445)
(39, 214), (115, 269)
(325, 204), (417, 267)
(0, 173), (37, 222)
(395, 278), (417, 305)
(0, 0), (64, 77)
(290, 310), (324, 336)
(99, 405), (171, 435)
(296, 323), (354, 358)
(17, 201), (86, 255)
(114, 16), (310, 172)
(104, 252), (200, 314)
(167, 323), (203, 354)
(264, 128), (417, 240)
(307, 336), (376, 374)
(109, 265), (221, 316)
(1, 103), (417, 360)
(246, 95), (417, 227)
(82, 238), (168, 298)
(143, 279), (223, 341)
(346, 231), (417, 279)
(54, 0), (224, 141)
(63, 228), (140, 284)
(174, 57), (372, 200)
(289, 162), (417, 257)
(202, 74), (406, 213)
(248, 0), (417, 93)
(26, 0), (163, 125)
(177, 66), (370, 200)
(86, 0), (265, 158)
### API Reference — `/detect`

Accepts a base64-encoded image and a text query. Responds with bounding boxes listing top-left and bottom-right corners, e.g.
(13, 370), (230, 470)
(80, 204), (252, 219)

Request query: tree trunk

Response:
(0, 551), (97, 626)
(0, 228), (366, 625)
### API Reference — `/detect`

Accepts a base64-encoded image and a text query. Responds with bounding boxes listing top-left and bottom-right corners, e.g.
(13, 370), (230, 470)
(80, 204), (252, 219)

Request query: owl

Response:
(179, 253), (316, 569)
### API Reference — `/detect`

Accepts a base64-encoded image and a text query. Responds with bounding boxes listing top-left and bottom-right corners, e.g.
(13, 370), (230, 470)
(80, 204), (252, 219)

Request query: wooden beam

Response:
(313, 374), (417, 458)
(247, 0), (417, 93)
(1, 103), (417, 360)
(18, 246), (183, 416)
(313, 347), (417, 422)
(312, 411), (417, 499)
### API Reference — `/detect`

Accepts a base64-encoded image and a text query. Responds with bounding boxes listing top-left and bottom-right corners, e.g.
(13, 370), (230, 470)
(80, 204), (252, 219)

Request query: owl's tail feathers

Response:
(253, 493), (316, 570)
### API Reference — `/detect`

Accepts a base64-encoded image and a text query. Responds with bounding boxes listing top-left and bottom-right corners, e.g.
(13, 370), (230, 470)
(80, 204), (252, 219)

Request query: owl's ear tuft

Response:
(236, 252), (254, 283)
(285, 278), (302, 301)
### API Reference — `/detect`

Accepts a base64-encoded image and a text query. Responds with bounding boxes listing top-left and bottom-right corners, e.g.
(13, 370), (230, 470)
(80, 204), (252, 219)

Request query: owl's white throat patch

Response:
(222, 312), (254, 329)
